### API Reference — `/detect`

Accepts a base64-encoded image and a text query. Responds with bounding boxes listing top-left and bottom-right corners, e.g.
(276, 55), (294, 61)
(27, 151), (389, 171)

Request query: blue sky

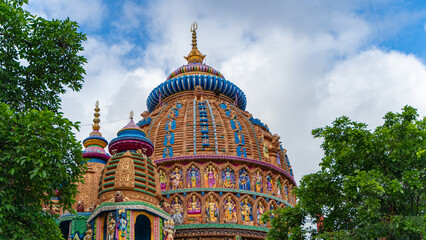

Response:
(27, 0), (426, 182)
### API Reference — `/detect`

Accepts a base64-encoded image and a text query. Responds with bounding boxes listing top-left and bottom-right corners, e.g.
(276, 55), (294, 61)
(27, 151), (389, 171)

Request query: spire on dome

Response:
(82, 101), (110, 162)
(184, 22), (206, 64)
(92, 100), (101, 132)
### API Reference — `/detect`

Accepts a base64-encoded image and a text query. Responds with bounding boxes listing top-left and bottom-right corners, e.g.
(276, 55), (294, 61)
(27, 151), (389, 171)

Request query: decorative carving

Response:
(205, 195), (219, 223)
(203, 165), (218, 188)
(223, 196), (237, 223)
(107, 213), (116, 240)
(114, 152), (135, 188)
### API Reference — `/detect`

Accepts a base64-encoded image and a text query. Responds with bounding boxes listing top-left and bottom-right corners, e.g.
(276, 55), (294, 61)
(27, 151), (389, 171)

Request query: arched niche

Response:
(221, 165), (236, 189)
(169, 166), (183, 190)
(222, 193), (238, 223)
(252, 168), (263, 193)
(255, 198), (268, 227)
(186, 193), (202, 223)
(158, 168), (168, 191)
(186, 164), (201, 188)
(240, 196), (254, 225)
(170, 195), (184, 225)
(203, 164), (218, 188)
(204, 193), (220, 223)
(238, 168), (251, 191)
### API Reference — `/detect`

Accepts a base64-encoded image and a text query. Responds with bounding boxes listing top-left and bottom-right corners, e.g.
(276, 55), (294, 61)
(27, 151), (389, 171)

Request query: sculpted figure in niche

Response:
(276, 179), (282, 198)
(159, 169), (167, 191)
(260, 135), (270, 159)
(205, 195), (219, 223)
(266, 175), (273, 195)
(170, 167), (183, 190)
(171, 197), (183, 224)
(239, 169), (250, 190)
(107, 213), (116, 240)
(222, 167), (235, 189)
(257, 202), (266, 226)
(187, 195), (201, 223)
(204, 165), (217, 188)
(241, 199), (253, 224)
(187, 165), (200, 188)
(254, 170), (263, 193)
(224, 196), (237, 223)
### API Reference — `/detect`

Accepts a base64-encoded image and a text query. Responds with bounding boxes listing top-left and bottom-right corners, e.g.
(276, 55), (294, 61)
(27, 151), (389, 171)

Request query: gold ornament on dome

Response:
(184, 22), (206, 64)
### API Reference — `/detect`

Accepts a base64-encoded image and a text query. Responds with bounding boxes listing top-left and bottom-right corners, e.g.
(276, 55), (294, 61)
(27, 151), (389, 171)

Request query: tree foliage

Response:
(0, 0), (86, 239)
(267, 106), (425, 239)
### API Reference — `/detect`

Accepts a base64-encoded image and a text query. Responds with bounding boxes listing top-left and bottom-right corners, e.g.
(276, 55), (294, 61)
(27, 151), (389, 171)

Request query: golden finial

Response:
(130, 110), (134, 119)
(184, 22), (206, 64)
(92, 100), (100, 131)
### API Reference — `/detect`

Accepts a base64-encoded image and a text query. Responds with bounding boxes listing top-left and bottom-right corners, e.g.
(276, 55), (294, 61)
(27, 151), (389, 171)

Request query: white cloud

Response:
(26, 0), (105, 29)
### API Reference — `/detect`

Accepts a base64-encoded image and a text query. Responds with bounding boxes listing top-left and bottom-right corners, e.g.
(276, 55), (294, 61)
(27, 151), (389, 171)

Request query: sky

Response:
(27, 0), (426, 183)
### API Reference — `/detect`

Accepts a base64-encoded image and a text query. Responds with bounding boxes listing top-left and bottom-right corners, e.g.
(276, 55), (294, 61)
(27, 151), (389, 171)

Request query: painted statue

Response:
(163, 146), (173, 158)
(107, 213), (116, 240)
(241, 199), (253, 224)
(163, 219), (175, 240)
(187, 195), (201, 223)
(284, 186), (289, 202)
(159, 169), (167, 191)
(164, 132), (175, 146)
(165, 117), (176, 131)
(170, 167), (183, 190)
(116, 209), (127, 240)
(205, 195), (219, 223)
(187, 165), (200, 188)
(266, 175), (273, 194)
(204, 165), (217, 188)
(276, 179), (282, 198)
(222, 167), (235, 189)
(254, 170), (263, 193)
(239, 169), (250, 190)
(224, 196), (237, 222)
(260, 135), (270, 159)
(171, 197), (183, 224)
(257, 202), (266, 226)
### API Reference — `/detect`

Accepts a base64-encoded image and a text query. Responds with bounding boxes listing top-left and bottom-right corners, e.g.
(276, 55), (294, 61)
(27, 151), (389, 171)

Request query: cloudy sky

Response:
(27, 0), (426, 183)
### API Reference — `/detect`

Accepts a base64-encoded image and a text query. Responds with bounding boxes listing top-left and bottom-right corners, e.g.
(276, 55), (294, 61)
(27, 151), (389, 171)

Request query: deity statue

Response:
(171, 197), (183, 224)
(260, 135), (270, 159)
(107, 213), (116, 240)
(205, 195), (218, 222)
(276, 179), (282, 198)
(170, 167), (183, 190)
(204, 165), (217, 188)
(188, 195), (201, 214)
(224, 196), (237, 222)
(257, 202), (266, 226)
(241, 199), (252, 223)
(254, 171), (263, 193)
(187, 166), (200, 188)
(266, 175), (273, 194)
(222, 167), (235, 189)
(239, 169), (250, 190)
(76, 201), (84, 212)
(117, 209), (127, 240)
(159, 169), (167, 191)
(163, 219), (175, 240)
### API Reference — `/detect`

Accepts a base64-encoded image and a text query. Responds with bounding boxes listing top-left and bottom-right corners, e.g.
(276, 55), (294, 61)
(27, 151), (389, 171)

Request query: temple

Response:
(57, 23), (297, 240)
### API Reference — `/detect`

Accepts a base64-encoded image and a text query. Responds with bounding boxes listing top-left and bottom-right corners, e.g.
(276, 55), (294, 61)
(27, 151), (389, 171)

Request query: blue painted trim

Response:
(87, 158), (107, 164)
(146, 75), (247, 112)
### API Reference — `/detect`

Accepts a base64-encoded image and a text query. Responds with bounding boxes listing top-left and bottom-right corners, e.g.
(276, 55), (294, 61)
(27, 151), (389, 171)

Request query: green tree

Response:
(266, 106), (425, 239)
(0, 0), (86, 239)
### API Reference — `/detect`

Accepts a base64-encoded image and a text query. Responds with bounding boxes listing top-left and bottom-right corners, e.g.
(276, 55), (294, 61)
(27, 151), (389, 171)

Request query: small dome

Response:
(108, 115), (154, 156)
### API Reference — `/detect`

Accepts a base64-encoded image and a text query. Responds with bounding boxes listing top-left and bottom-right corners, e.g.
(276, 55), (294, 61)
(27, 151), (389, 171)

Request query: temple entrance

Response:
(59, 220), (70, 239)
(135, 215), (151, 240)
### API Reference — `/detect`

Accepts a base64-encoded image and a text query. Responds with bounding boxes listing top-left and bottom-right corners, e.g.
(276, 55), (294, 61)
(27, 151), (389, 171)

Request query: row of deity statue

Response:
(167, 194), (281, 227)
(158, 165), (294, 202)
(163, 103), (180, 158)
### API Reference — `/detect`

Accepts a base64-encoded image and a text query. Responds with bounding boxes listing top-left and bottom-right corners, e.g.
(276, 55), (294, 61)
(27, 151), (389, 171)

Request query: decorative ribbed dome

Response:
(108, 111), (154, 156)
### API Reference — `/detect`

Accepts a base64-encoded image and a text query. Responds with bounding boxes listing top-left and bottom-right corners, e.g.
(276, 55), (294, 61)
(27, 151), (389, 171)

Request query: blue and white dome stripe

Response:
(147, 74), (247, 112)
